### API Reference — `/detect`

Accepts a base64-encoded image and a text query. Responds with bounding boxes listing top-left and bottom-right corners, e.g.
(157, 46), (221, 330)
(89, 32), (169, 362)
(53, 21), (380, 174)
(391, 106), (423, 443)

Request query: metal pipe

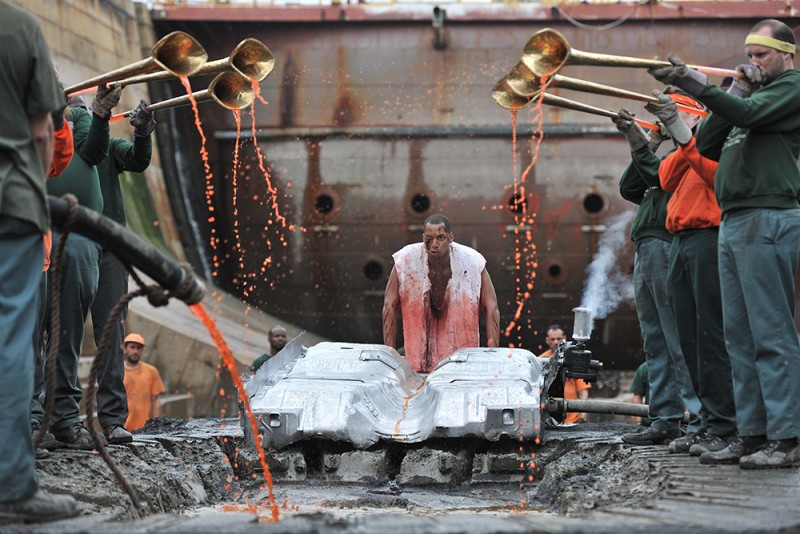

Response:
(214, 123), (623, 141)
(64, 31), (208, 95)
(547, 398), (690, 423)
(521, 27), (739, 79)
(48, 196), (205, 305)
(549, 398), (647, 417)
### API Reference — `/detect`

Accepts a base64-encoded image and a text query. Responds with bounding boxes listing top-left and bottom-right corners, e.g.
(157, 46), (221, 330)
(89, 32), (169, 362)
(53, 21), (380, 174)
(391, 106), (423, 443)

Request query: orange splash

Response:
(190, 303), (280, 522)
(180, 76), (220, 278)
(393, 377), (427, 437)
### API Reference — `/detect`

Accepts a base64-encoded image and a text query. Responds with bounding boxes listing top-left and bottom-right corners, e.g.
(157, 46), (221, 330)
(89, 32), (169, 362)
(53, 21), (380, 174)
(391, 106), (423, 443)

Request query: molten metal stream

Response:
(190, 303), (280, 521)
(180, 76), (221, 278)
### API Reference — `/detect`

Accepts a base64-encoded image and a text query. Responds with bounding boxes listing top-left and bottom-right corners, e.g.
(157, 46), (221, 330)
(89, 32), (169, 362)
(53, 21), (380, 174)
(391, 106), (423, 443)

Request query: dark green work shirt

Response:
(96, 135), (152, 225)
(0, 2), (66, 231)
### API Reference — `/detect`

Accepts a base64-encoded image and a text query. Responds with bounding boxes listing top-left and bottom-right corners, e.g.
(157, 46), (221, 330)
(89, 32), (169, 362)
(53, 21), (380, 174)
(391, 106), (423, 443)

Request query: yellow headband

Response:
(745, 34), (796, 55)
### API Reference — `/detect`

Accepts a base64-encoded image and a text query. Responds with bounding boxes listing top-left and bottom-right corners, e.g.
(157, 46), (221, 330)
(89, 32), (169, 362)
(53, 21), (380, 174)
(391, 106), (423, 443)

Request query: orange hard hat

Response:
(124, 333), (145, 346)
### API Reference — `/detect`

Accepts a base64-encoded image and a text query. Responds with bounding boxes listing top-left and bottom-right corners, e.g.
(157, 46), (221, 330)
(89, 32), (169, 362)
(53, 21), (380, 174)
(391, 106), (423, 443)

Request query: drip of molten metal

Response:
(190, 303), (280, 521)
(180, 76), (220, 277)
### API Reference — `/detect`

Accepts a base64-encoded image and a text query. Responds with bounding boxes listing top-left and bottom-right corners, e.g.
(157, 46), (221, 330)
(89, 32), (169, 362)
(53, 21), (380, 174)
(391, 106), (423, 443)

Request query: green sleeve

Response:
(26, 19), (65, 116)
(699, 73), (800, 132)
(619, 146), (662, 204)
(80, 113), (110, 166)
(110, 135), (152, 173)
(695, 113), (733, 163)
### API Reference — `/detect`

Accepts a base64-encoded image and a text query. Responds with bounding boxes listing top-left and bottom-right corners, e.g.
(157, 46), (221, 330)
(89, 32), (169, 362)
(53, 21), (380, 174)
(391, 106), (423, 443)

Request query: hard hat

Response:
(124, 333), (145, 346)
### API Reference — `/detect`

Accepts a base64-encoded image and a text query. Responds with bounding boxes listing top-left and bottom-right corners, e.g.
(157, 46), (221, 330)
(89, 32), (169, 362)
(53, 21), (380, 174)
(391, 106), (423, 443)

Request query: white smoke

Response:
(579, 210), (637, 332)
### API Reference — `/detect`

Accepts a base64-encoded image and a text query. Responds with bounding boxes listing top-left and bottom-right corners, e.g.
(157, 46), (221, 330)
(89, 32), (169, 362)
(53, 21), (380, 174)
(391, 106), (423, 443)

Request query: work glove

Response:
(726, 64), (765, 98)
(91, 84), (122, 119)
(644, 92), (693, 145)
(612, 109), (650, 152)
(648, 53), (708, 97)
(647, 123), (669, 152)
(129, 100), (157, 137)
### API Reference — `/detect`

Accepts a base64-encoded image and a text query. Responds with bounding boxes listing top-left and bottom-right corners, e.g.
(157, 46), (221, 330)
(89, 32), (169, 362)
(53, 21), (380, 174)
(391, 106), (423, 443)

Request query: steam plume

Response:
(579, 210), (636, 332)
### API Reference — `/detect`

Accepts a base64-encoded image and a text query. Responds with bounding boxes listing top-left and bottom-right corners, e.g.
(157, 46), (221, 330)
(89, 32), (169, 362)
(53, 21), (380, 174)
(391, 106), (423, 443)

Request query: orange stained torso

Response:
(394, 242), (485, 373)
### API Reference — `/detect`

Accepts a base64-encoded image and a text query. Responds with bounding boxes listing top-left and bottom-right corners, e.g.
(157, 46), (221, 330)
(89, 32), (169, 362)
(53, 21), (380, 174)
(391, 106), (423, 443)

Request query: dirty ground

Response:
(6, 418), (800, 533)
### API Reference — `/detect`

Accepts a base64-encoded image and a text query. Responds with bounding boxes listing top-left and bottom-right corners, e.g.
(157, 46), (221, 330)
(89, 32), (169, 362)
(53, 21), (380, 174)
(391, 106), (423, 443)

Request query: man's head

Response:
(123, 333), (145, 365)
(746, 19), (795, 82)
(544, 324), (566, 352)
(268, 325), (288, 355)
(422, 214), (454, 261)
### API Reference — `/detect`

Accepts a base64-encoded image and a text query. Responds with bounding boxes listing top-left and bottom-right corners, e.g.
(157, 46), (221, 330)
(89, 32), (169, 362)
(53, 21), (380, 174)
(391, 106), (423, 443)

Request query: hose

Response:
(48, 195), (204, 305)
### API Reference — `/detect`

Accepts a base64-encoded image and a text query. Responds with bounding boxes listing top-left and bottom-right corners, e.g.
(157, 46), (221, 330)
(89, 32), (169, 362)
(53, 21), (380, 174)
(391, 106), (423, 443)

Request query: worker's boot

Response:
(104, 425), (133, 445)
(621, 427), (681, 446)
(700, 435), (767, 465)
(669, 430), (706, 454)
(688, 433), (733, 456)
(53, 423), (105, 451)
(0, 489), (79, 523)
(739, 439), (800, 470)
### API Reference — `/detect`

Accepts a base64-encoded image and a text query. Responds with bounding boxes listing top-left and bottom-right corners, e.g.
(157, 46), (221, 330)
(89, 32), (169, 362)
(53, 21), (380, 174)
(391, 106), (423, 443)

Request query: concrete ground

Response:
(5, 418), (800, 533)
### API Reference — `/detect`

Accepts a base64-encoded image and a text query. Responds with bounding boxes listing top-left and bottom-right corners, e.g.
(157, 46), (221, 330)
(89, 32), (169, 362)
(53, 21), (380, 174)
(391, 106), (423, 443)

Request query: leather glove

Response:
(612, 109), (650, 152)
(644, 92), (692, 145)
(727, 64), (765, 98)
(129, 100), (157, 137)
(91, 84), (122, 119)
(647, 53), (708, 97)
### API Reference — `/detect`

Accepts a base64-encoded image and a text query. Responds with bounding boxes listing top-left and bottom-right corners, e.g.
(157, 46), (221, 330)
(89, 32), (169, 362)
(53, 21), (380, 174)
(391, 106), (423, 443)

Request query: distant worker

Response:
(539, 324), (590, 424)
(0, 0), (78, 522)
(629, 361), (651, 427)
(615, 106), (703, 446)
(122, 333), (165, 432)
(91, 101), (157, 445)
(383, 214), (501, 373)
(250, 325), (289, 372)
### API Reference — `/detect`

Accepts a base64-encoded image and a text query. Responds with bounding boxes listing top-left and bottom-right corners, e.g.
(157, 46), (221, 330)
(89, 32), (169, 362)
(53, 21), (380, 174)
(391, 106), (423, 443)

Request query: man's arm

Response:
(151, 396), (162, 419)
(49, 119), (73, 178)
(479, 268), (500, 347)
(29, 113), (54, 178)
(382, 266), (400, 347)
(110, 135), (152, 174)
(150, 369), (166, 420)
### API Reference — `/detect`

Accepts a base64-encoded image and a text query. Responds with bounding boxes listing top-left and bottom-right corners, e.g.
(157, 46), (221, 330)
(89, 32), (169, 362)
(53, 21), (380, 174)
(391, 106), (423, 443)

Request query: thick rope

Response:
(36, 194), (78, 448)
(86, 287), (146, 512)
(86, 268), (186, 511)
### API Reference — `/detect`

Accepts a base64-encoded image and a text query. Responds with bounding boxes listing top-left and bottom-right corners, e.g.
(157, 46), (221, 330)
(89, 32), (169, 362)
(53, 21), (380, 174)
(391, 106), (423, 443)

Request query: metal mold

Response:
(243, 338), (544, 450)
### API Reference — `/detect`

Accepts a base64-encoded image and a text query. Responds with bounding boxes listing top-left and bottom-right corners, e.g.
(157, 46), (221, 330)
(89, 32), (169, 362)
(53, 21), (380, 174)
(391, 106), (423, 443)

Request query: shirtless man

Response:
(383, 214), (500, 372)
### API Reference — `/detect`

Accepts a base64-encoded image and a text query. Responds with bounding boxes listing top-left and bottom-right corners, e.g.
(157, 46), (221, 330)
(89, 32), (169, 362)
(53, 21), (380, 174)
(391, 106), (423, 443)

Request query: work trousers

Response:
(718, 208), (800, 440)
(0, 216), (42, 502)
(30, 271), (47, 426)
(668, 228), (736, 436)
(91, 250), (129, 430)
(634, 237), (702, 432)
(46, 232), (100, 434)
